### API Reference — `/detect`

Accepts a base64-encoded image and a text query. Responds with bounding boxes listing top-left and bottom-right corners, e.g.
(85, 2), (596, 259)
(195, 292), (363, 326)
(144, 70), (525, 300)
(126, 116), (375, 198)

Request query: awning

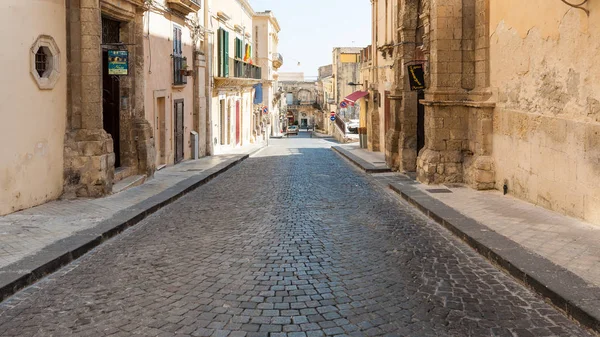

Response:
(343, 90), (369, 103)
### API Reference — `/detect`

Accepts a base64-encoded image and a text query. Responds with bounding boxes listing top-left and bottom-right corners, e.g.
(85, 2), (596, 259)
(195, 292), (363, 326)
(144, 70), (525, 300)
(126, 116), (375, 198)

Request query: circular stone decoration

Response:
(301, 112), (307, 117)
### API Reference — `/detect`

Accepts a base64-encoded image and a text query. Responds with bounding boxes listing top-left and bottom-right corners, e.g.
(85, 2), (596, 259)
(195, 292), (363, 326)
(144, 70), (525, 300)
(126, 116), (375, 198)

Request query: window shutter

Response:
(223, 30), (229, 77)
(173, 26), (177, 54)
(177, 27), (182, 55)
(217, 28), (223, 77)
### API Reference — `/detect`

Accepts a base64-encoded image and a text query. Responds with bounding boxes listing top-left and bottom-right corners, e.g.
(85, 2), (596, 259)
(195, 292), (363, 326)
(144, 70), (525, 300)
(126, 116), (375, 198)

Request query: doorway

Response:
(236, 101), (241, 145)
(220, 99), (226, 145)
(155, 96), (166, 167)
(417, 91), (425, 155)
(102, 49), (121, 168)
(174, 99), (184, 163)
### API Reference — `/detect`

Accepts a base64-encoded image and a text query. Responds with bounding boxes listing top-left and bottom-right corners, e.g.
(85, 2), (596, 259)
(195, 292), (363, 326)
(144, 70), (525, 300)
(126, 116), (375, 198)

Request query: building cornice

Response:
(254, 11), (281, 32)
(236, 0), (255, 17)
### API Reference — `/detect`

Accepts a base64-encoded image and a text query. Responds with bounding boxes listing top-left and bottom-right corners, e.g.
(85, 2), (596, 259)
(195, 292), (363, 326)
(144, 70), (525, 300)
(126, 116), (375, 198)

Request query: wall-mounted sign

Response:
(108, 50), (129, 75)
(340, 101), (348, 108)
(407, 64), (426, 91)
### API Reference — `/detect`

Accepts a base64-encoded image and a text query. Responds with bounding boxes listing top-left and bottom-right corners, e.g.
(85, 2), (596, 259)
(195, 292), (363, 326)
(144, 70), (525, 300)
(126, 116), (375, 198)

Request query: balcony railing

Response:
(230, 58), (261, 80)
(272, 53), (284, 69)
(288, 100), (316, 105)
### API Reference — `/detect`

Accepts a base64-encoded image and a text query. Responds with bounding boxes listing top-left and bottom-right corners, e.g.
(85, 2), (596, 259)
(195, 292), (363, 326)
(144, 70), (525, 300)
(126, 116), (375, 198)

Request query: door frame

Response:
(102, 49), (121, 168)
(174, 99), (184, 164)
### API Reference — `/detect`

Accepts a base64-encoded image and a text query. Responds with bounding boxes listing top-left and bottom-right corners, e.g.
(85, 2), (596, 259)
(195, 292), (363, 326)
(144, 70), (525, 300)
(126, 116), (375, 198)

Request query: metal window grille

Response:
(35, 48), (48, 77)
(172, 26), (187, 85)
(102, 17), (121, 44)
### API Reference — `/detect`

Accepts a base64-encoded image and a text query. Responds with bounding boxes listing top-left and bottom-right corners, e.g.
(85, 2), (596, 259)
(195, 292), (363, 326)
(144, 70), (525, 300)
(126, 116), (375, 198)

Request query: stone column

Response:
(63, 0), (115, 198)
(417, 0), (496, 189)
(131, 9), (155, 177)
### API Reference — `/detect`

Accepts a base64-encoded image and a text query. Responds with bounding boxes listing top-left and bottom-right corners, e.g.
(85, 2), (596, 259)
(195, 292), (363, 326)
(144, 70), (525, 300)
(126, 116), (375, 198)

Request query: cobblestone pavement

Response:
(0, 132), (592, 336)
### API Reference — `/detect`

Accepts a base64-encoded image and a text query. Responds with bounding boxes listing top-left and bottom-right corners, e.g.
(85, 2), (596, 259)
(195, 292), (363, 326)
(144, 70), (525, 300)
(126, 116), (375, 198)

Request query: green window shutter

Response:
(223, 30), (229, 77)
(217, 28), (223, 77)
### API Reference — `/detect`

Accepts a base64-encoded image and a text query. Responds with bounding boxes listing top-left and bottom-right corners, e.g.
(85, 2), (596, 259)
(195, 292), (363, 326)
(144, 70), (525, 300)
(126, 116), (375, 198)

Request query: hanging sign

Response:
(108, 50), (129, 75)
(407, 64), (426, 91)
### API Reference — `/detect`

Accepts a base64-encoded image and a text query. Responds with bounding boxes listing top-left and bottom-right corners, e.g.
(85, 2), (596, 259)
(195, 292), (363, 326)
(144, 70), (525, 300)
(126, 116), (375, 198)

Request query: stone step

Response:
(114, 166), (134, 182)
(111, 174), (146, 194)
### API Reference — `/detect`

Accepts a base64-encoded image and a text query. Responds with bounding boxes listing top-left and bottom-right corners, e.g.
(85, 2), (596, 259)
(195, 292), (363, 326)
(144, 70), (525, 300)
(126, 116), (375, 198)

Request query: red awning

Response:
(344, 90), (369, 103)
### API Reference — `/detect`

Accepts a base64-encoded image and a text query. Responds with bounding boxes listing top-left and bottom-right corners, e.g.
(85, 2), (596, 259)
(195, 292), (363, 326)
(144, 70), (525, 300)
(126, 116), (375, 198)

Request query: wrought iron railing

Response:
(173, 55), (187, 85)
(230, 58), (261, 80)
(272, 53), (284, 69)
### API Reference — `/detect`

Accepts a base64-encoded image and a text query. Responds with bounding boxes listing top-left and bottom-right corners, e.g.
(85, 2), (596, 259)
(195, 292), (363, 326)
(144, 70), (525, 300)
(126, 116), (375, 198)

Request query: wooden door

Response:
(174, 100), (184, 163)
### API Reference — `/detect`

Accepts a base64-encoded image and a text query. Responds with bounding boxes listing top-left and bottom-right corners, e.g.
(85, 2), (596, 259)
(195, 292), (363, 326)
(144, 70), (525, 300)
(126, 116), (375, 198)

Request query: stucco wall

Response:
(0, 1), (67, 215)
(490, 1), (600, 223)
(143, 8), (196, 166)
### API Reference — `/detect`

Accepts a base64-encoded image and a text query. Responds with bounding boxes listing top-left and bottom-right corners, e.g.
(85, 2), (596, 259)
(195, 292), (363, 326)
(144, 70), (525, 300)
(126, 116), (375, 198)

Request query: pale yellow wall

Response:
(209, 0), (257, 153)
(144, 7), (196, 166)
(490, 0), (600, 223)
(0, 0), (67, 215)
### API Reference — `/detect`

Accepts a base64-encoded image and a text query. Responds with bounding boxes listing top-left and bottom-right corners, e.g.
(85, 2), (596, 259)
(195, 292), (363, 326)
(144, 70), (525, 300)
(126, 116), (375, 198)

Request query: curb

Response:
(332, 146), (391, 173)
(0, 148), (262, 303)
(388, 179), (600, 334)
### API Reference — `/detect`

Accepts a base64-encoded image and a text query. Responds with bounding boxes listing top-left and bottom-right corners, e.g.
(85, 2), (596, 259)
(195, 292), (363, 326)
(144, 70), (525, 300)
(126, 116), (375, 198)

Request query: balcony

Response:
(167, 0), (201, 16)
(214, 58), (262, 88)
(272, 53), (284, 70)
(232, 58), (261, 79)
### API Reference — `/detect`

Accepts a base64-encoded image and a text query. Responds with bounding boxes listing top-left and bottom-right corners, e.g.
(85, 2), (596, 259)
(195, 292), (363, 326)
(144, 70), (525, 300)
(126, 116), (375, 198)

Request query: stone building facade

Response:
(367, 0), (600, 224)
(253, 11), (283, 137)
(280, 80), (319, 129)
(64, 0), (156, 198)
(143, 0), (206, 168)
(332, 48), (362, 121)
(209, 0), (262, 154)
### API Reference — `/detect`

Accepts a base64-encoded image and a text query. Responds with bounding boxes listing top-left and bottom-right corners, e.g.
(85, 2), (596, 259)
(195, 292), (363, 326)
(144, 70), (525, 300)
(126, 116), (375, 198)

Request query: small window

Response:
(35, 47), (49, 77)
(30, 35), (61, 90)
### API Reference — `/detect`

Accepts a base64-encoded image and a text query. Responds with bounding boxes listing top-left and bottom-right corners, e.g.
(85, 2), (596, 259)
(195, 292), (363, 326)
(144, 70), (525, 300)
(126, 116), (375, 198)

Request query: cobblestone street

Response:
(0, 133), (592, 337)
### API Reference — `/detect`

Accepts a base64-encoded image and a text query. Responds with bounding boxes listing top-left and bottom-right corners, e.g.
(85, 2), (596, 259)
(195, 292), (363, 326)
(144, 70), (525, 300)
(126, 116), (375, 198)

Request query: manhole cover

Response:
(426, 189), (453, 194)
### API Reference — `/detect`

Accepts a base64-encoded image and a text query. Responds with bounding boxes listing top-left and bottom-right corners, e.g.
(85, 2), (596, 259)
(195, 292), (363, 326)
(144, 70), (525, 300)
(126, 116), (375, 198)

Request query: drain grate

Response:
(372, 161), (386, 164)
(186, 169), (204, 172)
(426, 188), (453, 194)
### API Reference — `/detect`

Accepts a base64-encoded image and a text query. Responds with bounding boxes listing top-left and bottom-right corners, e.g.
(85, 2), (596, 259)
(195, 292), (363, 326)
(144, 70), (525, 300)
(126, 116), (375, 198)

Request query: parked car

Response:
(287, 125), (299, 135)
(347, 119), (359, 133)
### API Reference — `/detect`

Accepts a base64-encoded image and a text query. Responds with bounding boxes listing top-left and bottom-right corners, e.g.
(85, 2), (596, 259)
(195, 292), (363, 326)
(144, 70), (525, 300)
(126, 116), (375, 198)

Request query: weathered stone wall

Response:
(490, 0), (600, 223)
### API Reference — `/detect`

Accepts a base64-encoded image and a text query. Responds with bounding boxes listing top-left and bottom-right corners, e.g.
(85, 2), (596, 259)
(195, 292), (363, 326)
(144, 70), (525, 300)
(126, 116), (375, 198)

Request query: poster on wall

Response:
(108, 50), (129, 75)
(407, 64), (426, 91)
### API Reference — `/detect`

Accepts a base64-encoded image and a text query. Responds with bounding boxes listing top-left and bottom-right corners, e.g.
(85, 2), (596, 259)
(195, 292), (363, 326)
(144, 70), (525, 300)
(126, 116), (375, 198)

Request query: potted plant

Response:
(180, 65), (194, 77)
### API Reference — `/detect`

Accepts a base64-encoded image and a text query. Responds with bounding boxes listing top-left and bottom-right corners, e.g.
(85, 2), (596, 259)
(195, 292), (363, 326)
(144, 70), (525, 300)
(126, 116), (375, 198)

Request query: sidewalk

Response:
(0, 142), (265, 301)
(332, 143), (391, 173)
(336, 147), (600, 332)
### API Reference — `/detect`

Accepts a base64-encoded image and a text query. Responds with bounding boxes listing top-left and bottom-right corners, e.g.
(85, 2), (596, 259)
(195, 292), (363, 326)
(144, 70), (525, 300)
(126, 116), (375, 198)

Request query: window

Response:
(235, 37), (243, 59)
(35, 48), (48, 77)
(30, 35), (61, 90)
(172, 25), (187, 85)
(217, 28), (230, 77)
